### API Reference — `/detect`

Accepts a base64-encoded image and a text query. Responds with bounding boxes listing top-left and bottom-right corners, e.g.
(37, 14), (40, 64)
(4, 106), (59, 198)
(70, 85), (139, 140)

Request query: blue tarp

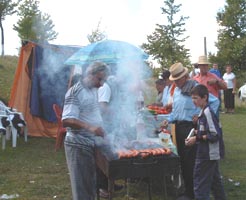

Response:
(30, 43), (80, 122)
(65, 39), (149, 65)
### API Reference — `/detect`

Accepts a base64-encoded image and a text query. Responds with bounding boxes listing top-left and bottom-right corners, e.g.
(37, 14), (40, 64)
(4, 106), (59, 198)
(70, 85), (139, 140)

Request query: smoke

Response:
(33, 39), (163, 153)
(96, 56), (159, 152)
(33, 41), (162, 150)
(41, 46), (72, 96)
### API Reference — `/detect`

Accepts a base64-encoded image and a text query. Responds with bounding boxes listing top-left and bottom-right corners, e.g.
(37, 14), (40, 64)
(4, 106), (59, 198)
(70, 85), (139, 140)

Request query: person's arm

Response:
(99, 101), (111, 114)
(98, 83), (111, 110)
(216, 79), (227, 90)
(204, 126), (218, 143)
(63, 118), (105, 137)
(207, 78), (227, 90)
(232, 77), (237, 94)
(208, 93), (220, 115)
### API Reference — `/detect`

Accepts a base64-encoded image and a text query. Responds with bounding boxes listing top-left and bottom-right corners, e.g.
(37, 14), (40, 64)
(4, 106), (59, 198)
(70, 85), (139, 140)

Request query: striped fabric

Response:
(196, 105), (225, 160)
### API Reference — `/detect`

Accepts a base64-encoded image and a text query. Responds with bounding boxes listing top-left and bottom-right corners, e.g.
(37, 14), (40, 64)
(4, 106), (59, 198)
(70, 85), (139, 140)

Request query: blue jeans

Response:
(194, 159), (226, 200)
(64, 136), (96, 200)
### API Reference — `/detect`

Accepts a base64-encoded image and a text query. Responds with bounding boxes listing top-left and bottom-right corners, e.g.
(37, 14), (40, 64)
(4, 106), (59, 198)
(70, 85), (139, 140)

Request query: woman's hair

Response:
(161, 69), (171, 80)
(191, 84), (209, 101)
(225, 64), (232, 70)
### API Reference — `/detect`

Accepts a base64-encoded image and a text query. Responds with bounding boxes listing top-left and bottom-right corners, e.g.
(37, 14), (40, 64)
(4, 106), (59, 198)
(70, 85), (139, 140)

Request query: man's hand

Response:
(88, 126), (105, 137)
(192, 115), (198, 125)
(185, 136), (196, 146)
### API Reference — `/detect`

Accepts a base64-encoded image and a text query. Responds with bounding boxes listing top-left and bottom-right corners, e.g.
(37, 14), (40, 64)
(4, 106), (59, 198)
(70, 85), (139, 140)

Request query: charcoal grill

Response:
(95, 148), (180, 200)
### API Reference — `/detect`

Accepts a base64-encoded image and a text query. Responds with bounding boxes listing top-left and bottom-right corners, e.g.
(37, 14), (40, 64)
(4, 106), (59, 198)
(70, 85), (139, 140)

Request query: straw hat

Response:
(169, 62), (188, 81)
(197, 55), (210, 65)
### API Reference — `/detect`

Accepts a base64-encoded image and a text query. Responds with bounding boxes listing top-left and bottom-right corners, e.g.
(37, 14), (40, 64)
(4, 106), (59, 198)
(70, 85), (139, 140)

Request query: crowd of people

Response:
(161, 61), (224, 200)
(158, 56), (236, 200)
(61, 55), (235, 200)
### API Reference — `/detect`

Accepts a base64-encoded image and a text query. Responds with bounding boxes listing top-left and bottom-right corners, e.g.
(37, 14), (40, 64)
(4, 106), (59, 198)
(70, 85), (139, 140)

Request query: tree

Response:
(142, 0), (190, 70)
(214, 0), (246, 72)
(87, 20), (107, 43)
(0, 0), (20, 56)
(13, 0), (58, 44)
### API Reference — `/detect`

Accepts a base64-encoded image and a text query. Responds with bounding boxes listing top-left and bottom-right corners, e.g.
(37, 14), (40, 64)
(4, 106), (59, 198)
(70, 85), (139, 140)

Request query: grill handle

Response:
(132, 160), (158, 165)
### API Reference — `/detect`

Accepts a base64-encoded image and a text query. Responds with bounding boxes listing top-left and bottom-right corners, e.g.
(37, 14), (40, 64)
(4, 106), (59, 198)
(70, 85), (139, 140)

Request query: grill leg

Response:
(163, 176), (167, 200)
(147, 178), (152, 200)
(97, 187), (100, 200)
(108, 178), (114, 200)
(126, 178), (130, 200)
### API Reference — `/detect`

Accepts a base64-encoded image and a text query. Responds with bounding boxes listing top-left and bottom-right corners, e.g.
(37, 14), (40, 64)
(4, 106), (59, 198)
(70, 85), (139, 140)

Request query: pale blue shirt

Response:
(168, 87), (220, 123)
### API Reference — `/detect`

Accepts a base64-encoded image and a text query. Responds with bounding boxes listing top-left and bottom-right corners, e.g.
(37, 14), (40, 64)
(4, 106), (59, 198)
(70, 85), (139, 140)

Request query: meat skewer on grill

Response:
(117, 147), (171, 159)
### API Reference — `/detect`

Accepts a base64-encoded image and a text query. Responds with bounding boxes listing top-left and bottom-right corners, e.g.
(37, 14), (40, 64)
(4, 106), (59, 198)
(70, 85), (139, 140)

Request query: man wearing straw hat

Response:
(164, 62), (220, 200)
(193, 55), (227, 99)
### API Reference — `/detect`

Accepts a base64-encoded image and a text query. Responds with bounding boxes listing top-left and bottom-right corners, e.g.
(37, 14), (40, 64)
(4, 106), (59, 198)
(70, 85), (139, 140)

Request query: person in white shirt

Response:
(189, 63), (200, 78)
(223, 64), (237, 113)
(98, 75), (120, 133)
(97, 75), (123, 197)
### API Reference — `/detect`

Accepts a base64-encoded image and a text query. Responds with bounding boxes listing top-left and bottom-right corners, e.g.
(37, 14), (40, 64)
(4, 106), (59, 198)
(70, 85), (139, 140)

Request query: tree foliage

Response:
(213, 0), (246, 73)
(142, 0), (190, 70)
(0, 0), (20, 56)
(87, 20), (107, 44)
(13, 0), (58, 44)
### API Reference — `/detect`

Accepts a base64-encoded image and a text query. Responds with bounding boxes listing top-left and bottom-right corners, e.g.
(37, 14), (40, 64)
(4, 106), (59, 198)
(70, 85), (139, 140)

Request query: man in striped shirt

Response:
(62, 62), (109, 200)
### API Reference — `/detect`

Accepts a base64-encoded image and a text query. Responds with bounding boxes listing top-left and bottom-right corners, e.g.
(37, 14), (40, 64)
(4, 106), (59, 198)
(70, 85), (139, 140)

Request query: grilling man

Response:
(62, 62), (109, 200)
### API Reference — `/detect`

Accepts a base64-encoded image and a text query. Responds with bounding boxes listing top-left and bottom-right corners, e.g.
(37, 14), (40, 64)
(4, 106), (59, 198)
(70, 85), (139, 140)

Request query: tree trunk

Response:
(0, 20), (4, 56)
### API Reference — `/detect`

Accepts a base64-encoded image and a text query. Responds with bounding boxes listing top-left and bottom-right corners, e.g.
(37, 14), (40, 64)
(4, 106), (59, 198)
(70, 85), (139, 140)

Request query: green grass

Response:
(0, 138), (71, 200)
(219, 106), (246, 199)
(0, 55), (18, 102)
(0, 107), (245, 200)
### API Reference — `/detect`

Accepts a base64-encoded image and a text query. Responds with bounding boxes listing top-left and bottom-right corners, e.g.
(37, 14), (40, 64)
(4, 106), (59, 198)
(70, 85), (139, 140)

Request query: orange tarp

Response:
(9, 42), (57, 138)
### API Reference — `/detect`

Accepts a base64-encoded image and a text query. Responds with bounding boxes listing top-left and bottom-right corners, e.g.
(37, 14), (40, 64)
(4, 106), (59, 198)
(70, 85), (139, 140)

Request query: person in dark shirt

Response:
(209, 63), (223, 111)
(155, 79), (166, 104)
(209, 63), (222, 79)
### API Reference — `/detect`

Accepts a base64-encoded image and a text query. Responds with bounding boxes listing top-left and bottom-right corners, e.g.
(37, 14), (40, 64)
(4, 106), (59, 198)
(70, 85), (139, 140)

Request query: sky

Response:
(3, 0), (226, 64)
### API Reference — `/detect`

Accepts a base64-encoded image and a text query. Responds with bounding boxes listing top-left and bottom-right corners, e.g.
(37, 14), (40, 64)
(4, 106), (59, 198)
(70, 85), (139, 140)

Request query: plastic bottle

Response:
(136, 91), (144, 110)
(136, 113), (145, 140)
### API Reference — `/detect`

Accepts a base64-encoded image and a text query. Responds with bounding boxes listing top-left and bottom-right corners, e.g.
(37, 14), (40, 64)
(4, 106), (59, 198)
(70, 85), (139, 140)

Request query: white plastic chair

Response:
(6, 110), (28, 147)
(0, 113), (7, 150)
(0, 101), (28, 148)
